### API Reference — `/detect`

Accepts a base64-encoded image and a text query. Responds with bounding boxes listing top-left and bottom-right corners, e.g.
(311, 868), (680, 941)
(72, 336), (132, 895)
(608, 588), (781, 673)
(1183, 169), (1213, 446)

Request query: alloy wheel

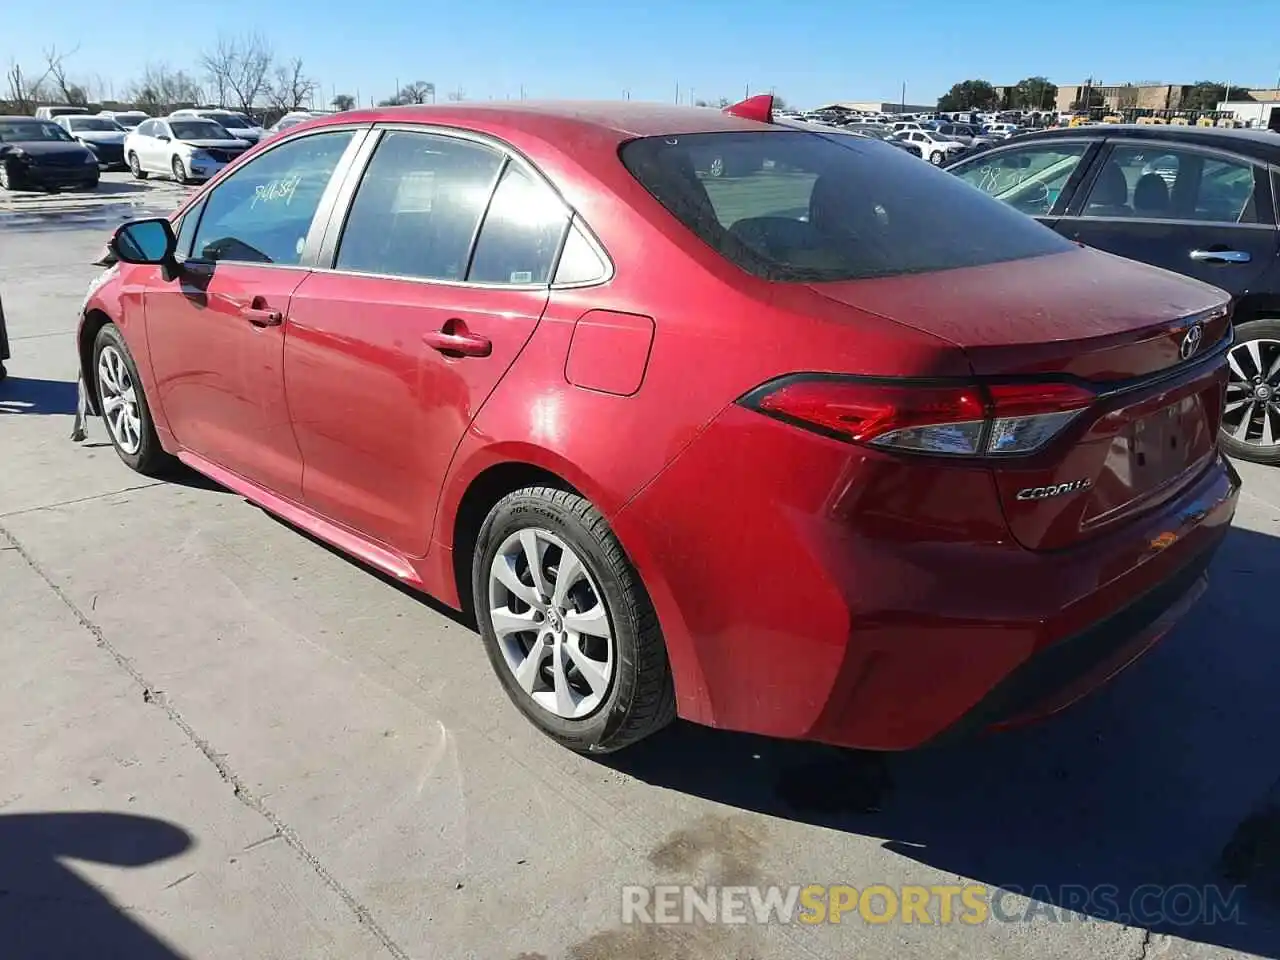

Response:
(1224, 338), (1280, 449)
(171, 156), (186, 183)
(709, 157), (725, 177)
(0, 164), (11, 190)
(97, 344), (143, 455)
(487, 527), (615, 719)
(129, 153), (141, 178)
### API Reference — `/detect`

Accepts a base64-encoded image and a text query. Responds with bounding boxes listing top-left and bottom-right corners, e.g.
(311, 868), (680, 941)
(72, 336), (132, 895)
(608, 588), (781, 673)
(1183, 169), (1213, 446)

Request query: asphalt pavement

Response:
(2, 172), (1280, 960)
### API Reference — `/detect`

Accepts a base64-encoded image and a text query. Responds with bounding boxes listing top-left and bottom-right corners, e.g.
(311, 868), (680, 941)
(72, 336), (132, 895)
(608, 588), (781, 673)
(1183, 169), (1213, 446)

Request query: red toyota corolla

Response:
(77, 96), (1240, 754)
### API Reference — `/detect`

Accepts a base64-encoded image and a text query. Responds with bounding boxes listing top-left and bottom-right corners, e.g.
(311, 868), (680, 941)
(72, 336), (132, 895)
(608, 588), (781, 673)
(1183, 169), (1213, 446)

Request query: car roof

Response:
(0, 115), (53, 121)
(1015, 123), (1280, 162)
(303, 100), (777, 143)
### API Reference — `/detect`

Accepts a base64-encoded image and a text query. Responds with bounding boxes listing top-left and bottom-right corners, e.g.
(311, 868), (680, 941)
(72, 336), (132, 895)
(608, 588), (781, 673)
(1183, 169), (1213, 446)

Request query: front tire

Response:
(1220, 318), (1280, 465)
(473, 486), (676, 754)
(0, 162), (16, 191)
(128, 152), (148, 180)
(171, 155), (188, 184)
(930, 150), (945, 165)
(91, 324), (174, 476)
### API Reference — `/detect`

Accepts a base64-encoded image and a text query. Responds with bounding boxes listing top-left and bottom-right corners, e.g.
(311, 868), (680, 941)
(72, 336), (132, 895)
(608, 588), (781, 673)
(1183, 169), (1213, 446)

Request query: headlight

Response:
(83, 149), (99, 163)
(7, 148), (29, 163)
(189, 149), (213, 163)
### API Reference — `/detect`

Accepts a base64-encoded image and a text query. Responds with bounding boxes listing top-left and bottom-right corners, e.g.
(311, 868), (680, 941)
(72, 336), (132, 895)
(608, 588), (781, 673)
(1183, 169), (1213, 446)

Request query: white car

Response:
(891, 121), (924, 134)
(169, 108), (266, 145)
(265, 110), (329, 139)
(100, 110), (150, 131)
(124, 117), (251, 183)
(54, 114), (129, 169)
(895, 130), (969, 164)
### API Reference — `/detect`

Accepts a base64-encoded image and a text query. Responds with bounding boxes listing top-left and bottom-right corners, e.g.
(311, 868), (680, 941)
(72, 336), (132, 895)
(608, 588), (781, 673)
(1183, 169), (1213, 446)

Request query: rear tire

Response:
(472, 486), (676, 754)
(1220, 318), (1280, 465)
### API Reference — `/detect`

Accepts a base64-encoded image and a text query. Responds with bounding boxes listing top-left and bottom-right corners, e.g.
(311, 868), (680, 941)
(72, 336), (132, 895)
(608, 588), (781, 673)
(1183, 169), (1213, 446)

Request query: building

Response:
(814, 100), (934, 114)
(1055, 83), (1192, 113)
(1218, 99), (1280, 130)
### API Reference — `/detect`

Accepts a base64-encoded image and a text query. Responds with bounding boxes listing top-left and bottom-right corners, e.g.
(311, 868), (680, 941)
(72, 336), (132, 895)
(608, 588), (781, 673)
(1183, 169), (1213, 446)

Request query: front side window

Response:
(467, 164), (568, 284)
(335, 131), (503, 282)
(621, 130), (1073, 283)
(953, 142), (1091, 216)
(191, 130), (355, 265)
(1081, 144), (1260, 223)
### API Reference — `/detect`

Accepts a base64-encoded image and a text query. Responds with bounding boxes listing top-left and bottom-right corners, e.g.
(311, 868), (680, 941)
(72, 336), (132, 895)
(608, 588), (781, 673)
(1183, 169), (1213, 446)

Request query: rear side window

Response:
(335, 131), (503, 282)
(620, 131), (1073, 282)
(467, 164), (568, 285)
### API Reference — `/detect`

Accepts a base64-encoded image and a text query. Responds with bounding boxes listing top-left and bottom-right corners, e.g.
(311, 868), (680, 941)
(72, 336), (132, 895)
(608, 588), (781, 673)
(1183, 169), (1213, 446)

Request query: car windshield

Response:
(0, 120), (74, 142)
(171, 120), (233, 140)
(621, 130), (1072, 283)
(207, 114), (251, 129)
(68, 117), (124, 132)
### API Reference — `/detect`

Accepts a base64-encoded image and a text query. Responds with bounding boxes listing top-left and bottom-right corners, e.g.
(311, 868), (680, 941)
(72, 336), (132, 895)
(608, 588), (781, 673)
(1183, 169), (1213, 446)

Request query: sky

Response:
(6, 0), (1280, 110)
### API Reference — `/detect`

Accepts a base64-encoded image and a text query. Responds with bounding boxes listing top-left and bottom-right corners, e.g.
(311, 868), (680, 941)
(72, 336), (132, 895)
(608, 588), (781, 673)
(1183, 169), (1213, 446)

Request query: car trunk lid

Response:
(810, 248), (1232, 550)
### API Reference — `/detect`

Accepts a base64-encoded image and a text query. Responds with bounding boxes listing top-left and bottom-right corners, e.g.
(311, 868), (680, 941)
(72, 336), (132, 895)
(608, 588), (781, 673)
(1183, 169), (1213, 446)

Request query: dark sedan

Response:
(945, 124), (1280, 464)
(0, 116), (101, 192)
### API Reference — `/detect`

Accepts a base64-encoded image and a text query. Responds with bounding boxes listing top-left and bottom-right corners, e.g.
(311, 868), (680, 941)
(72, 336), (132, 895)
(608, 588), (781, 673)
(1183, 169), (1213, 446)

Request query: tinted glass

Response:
(621, 131), (1073, 282)
(174, 202), (202, 259)
(335, 131), (502, 281)
(1082, 145), (1258, 224)
(467, 164), (568, 284)
(191, 130), (354, 265)
(953, 143), (1090, 216)
(0, 120), (73, 143)
(69, 117), (124, 132)
(171, 121), (232, 140)
(211, 114), (252, 129)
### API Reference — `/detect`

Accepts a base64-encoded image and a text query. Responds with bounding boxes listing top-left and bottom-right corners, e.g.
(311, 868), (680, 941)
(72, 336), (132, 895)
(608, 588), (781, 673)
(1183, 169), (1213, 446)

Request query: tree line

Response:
(1, 37), (402, 117)
(937, 77), (1257, 114)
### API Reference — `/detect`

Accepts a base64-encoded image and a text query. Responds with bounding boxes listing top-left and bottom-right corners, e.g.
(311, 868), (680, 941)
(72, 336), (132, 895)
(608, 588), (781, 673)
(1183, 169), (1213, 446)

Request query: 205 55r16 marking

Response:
(91, 324), (174, 476)
(473, 486), (676, 753)
(1221, 319), (1280, 465)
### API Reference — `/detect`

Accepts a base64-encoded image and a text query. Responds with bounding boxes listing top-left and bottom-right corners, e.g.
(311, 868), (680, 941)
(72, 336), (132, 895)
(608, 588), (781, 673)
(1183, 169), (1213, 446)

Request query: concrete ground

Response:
(2, 174), (1280, 960)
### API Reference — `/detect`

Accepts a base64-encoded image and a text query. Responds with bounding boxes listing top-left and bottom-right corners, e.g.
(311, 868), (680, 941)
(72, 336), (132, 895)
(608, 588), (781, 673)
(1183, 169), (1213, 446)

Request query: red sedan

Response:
(78, 96), (1240, 754)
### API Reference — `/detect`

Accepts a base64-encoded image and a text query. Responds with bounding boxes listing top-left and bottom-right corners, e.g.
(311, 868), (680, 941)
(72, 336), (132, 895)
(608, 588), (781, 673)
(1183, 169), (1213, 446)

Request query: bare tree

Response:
(43, 45), (87, 105)
(267, 57), (318, 112)
(200, 33), (273, 112)
(331, 93), (356, 111)
(124, 63), (203, 113)
(401, 81), (434, 104)
(5, 59), (53, 113)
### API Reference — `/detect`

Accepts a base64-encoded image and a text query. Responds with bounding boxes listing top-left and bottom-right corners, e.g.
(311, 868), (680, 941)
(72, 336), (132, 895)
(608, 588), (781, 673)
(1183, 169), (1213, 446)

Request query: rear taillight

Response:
(743, 376), (1095, 457)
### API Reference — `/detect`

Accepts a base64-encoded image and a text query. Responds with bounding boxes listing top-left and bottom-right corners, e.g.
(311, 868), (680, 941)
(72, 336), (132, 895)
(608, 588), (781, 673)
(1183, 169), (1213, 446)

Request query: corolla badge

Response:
(1180, 323), (1204, 360)
(1016, 478), (1092, 501)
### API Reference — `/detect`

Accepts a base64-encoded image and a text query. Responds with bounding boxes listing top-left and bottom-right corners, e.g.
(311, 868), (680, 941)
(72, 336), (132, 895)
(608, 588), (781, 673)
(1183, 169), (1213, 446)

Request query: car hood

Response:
(74, 131), (126, 145)
(3, 140), (93, 158)
(179, 138), (252, 149)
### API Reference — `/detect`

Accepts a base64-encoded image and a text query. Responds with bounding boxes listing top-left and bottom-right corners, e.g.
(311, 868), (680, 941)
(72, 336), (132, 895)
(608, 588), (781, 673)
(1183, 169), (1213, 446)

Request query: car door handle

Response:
(424, 327), (492, 358)
(1189, 249), (1251, 264)
(241, 297), (283, 327)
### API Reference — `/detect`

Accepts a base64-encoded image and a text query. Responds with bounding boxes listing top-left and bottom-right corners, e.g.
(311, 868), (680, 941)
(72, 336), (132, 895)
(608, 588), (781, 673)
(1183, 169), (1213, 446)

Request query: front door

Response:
(948, 137), (1102, 226)
(285, 129), (569, 556)
(144, 128), (362, 500)
(1058, 140), (1280, 297)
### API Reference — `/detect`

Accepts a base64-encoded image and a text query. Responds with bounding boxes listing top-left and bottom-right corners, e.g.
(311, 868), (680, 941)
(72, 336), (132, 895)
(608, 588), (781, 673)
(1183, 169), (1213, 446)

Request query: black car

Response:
(0, 116), (101, 192)
(945, 124), (1280, 464)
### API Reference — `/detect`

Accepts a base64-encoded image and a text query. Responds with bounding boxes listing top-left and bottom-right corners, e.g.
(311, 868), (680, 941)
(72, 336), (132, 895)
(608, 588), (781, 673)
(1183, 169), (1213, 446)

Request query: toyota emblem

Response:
(1180, 323), (1204, 360)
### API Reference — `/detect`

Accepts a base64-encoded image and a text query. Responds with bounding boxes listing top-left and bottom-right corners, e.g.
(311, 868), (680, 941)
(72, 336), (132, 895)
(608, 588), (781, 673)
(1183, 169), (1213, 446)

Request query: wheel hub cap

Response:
(97, 344), (143, 456)
(488, 527), (615, 720)
(1224, 337), (1280, 448)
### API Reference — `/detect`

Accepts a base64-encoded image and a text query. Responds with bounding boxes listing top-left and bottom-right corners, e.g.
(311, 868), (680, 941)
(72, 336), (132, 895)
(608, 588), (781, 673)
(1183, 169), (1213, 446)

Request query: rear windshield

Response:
(620, 131), (1073, 282)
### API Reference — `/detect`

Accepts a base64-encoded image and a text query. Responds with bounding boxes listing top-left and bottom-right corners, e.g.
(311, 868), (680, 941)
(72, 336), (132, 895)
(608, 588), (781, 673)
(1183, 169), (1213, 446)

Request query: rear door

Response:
(285, 127), (570, 557)
(1057, 138), (1280, 298)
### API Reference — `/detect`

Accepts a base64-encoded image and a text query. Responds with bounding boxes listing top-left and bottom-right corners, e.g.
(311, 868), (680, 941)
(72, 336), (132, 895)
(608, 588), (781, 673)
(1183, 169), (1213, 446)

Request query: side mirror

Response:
(156, 134), (171, 142)
(110, 218), (176, 266)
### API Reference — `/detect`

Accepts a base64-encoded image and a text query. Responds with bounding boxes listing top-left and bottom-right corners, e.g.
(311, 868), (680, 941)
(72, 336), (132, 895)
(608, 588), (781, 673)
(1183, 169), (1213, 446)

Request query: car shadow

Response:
(0, 811), (193, 958)
(0, 377), (79, 415)
(93, 181), (151, 197)
(605, 523), (1280, 958)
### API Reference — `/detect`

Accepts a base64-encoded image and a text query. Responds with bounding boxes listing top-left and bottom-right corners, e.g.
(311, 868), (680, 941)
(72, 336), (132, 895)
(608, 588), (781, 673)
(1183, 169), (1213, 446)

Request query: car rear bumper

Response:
(613, 405), (1240, 750)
